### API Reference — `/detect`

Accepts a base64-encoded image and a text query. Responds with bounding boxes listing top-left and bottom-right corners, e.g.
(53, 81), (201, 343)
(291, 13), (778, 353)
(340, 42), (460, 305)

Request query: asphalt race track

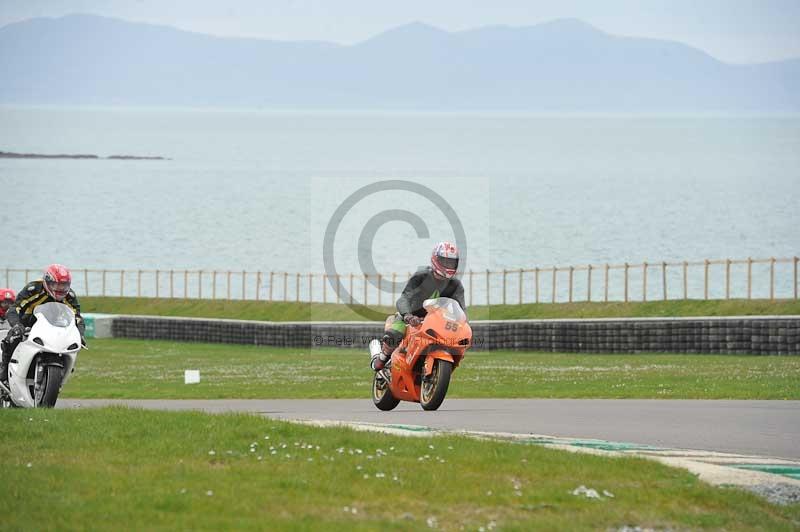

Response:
(58, 398), (800, 460)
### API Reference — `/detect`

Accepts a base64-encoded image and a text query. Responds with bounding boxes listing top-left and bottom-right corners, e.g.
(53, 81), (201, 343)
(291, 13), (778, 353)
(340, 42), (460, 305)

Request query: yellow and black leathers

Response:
(5, 279), (85, 333)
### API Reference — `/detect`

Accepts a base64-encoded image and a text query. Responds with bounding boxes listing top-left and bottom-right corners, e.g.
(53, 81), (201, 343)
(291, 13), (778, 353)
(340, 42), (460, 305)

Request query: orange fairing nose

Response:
(423, 313), (472, 348)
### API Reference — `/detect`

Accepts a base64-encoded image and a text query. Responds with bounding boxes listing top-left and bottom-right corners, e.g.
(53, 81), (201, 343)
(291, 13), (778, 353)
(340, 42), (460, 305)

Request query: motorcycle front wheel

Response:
(420, 359), (452, 411)
(34, 363), (62, 408)
(372, 372), (400, 411)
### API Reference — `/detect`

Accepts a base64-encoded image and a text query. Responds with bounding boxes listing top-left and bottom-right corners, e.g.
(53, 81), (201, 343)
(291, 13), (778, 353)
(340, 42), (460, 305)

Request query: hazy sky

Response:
(1, 0), (799, 64)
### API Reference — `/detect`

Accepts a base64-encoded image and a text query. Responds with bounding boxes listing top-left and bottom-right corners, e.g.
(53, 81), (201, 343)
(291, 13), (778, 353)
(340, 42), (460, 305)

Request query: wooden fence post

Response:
(770, 257), (775, 301)
(138, 270), (142, 297)
(308, 273), (312, 303)
(604, 264), (609, 302)
(725, 259), (731, 299)
(642, 262), (647, 302)
(169, 270), (174, 298)
(198, 270), (203, 299)
(624, 263), (629, 302)
(661, 262), (667, 300)
(393, 273), (398, 305)
(227, 271), (232, 300)
(296, 273), (301, 303)
(682, 261), (688, 300)
(568, 266), (574, 303)
(102, 269), (107, 296)
(269, 272), (274, 302)
(551, 267), (557, 303)
(84, 269), (89, 296)
(349, 273), (354, 304)
(502, 269), (508, 305)
(256, 271), (261, 301)
(120, 270), (125, 297)
(322, 274), (327, 304)
(747, 257), (752, 299)
(183, 270), (188, 299)
(535, 267), (540, 303)
(155, 270), (159, 298)
(518, 268), (523, 304)
(284, 272), (288, 302)
(587, 265), (592, 302)
(795, 256), (799, 300)
(377, 274), (382, 306)
(704, 259), (710, 300)
(212, 271), (217, 299)
(486, 270), (490, 305)
(363, 273), (367, 305)
(243, 270), (247, 300)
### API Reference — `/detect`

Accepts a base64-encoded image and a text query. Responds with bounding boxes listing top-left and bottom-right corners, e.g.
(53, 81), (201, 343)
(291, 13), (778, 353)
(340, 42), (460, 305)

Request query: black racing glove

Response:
(403, 314), (423, 327)
(8, 323), (25, 342)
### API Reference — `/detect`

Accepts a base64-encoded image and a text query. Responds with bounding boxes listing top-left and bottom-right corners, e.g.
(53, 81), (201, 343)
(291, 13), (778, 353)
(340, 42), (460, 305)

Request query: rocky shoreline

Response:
(0, 150), (168, 160)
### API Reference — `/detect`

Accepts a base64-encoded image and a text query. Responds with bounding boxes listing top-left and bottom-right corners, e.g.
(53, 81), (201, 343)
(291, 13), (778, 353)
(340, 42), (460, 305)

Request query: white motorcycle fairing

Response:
(7, 302), (82, 407)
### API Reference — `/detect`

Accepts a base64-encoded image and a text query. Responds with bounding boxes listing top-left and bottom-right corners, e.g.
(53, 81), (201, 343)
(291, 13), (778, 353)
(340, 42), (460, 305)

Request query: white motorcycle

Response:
(0, 302), (83, 408)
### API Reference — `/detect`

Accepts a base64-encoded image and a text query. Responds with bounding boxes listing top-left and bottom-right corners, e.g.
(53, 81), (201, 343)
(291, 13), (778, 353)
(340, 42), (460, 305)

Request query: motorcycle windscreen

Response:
(422, 297), (467, 323)
(33, 302), (75, 328)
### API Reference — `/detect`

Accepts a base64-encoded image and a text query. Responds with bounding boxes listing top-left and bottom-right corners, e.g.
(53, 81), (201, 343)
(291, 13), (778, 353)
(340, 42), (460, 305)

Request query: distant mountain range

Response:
(1, 14), (798, 110)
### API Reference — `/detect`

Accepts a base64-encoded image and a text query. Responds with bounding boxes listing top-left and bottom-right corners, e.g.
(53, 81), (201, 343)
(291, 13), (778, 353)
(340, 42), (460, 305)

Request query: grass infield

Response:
(62, 339), (800, 400)
(81, 296), (800, 322)
(2, 408), (798, 531)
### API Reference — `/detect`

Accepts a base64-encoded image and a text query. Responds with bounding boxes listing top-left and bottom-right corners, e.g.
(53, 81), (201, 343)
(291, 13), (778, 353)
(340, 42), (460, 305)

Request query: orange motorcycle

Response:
(370, 297), (472, 411)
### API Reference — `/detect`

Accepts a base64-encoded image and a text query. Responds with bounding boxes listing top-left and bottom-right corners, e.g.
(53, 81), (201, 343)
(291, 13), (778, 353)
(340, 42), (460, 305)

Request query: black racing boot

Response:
(0, 348), (9, 386)
(1, 328), (23, 385)
(369, 334), (397, 371)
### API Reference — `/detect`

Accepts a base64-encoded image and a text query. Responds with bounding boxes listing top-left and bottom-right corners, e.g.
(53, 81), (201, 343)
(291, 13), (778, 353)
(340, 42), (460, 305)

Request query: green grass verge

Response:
(82, 296), (800, 322)
(63, 339), (800, 400)
(2, 408), (797, 531)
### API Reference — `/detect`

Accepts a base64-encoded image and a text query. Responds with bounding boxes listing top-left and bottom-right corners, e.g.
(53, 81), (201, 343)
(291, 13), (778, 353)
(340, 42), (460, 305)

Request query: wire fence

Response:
(2, 256), (798, 306)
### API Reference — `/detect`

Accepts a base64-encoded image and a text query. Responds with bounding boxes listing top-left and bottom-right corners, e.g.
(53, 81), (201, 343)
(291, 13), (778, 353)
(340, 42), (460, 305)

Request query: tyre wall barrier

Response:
(82, 314), (800, 355)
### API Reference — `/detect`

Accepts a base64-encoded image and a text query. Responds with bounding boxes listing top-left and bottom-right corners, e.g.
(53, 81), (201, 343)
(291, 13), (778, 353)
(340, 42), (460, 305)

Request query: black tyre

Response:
(372, 372), (400, 411)
(420, 359), (452, 411)
(35, 365), (62, 408)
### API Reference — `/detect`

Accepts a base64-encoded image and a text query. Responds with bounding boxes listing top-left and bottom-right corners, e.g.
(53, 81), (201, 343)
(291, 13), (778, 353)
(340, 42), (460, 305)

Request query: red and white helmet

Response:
(0, 288), (15, 319)
(43, 264), (72, 301)
(431, 241), (459, 279)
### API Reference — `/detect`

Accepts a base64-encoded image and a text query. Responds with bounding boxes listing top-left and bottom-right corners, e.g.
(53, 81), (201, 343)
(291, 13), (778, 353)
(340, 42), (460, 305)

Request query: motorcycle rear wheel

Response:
(420, 359), (452, 411)
(372, 372), (400, 411)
